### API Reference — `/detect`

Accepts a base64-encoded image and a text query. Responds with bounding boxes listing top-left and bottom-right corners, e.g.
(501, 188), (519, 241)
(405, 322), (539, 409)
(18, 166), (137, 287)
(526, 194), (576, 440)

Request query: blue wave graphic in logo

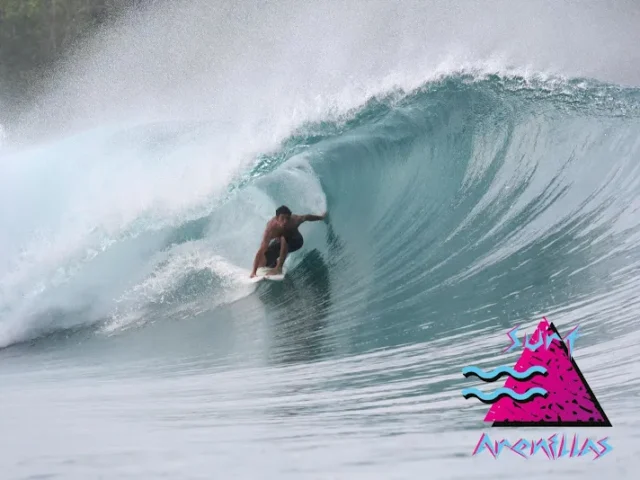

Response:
(462, 365), (547, 382)
(461, 387), (548, 404)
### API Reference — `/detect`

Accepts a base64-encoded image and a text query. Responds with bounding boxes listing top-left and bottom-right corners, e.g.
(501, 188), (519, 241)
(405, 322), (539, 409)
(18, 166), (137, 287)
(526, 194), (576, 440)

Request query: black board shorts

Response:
(264, 231), (304, 268)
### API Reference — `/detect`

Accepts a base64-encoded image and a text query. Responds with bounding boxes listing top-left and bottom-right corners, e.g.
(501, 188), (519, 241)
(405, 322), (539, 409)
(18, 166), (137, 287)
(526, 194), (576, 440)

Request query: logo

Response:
(461, 317), (612, 460)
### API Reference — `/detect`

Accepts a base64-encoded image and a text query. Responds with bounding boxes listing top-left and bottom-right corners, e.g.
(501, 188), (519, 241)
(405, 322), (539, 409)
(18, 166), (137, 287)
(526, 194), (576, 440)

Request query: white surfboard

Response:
(250, 267), (286, 283)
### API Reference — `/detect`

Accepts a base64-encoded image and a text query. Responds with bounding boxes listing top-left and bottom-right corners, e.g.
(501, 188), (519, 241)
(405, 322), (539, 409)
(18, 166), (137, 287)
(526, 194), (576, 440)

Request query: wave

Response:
(462, 365), (547, 382)
(461, 386), (548, 403)
(2, 73), (640, 349)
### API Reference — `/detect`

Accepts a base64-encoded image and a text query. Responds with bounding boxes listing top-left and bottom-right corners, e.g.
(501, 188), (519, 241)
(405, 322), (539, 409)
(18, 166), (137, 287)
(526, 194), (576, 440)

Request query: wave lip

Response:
(461, 387), (548, 404)
(462, 365), (548, 382)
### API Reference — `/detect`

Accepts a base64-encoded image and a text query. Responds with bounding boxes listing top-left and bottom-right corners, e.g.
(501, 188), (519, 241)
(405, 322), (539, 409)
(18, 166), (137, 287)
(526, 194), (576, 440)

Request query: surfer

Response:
(250, 205), (326, 278)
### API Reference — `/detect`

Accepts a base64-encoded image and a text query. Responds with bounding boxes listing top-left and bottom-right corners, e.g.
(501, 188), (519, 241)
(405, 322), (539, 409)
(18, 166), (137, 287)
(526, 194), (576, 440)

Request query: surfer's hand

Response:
(250, 272), (256, 278)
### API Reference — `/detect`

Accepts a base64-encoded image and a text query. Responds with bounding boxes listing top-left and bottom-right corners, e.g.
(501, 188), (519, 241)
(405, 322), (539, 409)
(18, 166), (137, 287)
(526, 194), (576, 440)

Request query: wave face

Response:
(2, 73), (640, 351)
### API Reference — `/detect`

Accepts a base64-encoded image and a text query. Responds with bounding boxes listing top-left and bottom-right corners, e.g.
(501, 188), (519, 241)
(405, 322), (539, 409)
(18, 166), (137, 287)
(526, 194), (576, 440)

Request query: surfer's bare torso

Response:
(264, 215), (304, 241)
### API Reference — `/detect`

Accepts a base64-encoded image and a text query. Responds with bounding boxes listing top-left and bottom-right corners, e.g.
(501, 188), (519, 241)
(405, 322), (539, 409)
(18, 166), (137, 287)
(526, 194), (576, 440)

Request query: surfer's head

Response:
(275, 205), (292, 226)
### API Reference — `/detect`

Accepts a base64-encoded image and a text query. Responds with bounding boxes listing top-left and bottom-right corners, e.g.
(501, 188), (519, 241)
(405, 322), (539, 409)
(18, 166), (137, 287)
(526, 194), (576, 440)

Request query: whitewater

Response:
(1, 1), (640, 478)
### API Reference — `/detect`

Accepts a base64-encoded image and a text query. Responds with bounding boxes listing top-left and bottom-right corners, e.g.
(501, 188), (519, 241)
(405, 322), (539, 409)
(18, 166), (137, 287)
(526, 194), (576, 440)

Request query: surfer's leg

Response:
(286, 232), (304, 253)
(264, 241), (281, 268)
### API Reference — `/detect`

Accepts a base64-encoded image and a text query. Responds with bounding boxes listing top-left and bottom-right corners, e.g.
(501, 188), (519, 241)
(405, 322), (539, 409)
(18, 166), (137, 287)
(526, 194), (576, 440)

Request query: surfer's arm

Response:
(300, 212), (326, 223)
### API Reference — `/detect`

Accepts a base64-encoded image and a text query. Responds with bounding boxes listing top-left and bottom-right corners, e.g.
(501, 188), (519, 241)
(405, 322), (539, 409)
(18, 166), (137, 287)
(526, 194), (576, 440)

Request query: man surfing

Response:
(250, 205), (326, 278)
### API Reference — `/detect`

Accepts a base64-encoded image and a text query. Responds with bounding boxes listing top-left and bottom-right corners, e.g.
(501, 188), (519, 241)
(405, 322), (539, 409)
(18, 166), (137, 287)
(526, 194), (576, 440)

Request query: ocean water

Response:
(2, 1), (640, 479)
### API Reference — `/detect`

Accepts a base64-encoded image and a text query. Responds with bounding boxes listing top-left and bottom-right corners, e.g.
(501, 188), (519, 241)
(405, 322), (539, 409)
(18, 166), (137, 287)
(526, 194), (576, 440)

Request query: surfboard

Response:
(250, 267), (286, 282)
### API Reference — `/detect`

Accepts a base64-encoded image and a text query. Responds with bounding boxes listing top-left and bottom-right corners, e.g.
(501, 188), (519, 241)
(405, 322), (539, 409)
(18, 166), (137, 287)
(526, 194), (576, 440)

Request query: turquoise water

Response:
(2, 71), (640, 478)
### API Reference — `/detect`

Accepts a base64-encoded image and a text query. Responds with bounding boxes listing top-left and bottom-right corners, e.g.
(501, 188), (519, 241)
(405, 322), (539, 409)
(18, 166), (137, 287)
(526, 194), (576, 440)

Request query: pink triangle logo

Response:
(483, 318), (611, 427)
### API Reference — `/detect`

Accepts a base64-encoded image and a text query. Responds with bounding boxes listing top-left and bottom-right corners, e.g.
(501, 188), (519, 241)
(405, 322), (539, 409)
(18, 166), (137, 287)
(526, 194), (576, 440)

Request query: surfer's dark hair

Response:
(276, 205), (292, 216)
